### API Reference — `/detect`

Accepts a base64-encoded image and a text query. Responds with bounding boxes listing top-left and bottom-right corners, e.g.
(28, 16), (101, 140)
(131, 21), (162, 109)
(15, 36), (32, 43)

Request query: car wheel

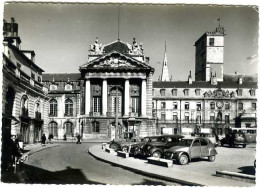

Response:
(243, 144), (246, 148)
(179, 154), (189, 165)
(208, 155), (216, 162)
(122, 146), (129, 153)
(152, 151), (162, 158)
(110, 143), (119, 151)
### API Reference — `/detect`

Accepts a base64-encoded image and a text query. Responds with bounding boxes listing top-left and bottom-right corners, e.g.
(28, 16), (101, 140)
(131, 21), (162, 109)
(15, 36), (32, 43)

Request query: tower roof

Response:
(160, 41), (170, 81)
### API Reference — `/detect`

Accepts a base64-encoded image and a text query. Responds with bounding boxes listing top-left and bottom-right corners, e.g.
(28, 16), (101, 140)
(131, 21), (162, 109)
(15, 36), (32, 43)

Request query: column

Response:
(85, 79), (91, 115)
(102, 79), (107, 116)
(124, 79), (130, 116)
(141, 79), (147, 116)
(29, 120), (34, 144)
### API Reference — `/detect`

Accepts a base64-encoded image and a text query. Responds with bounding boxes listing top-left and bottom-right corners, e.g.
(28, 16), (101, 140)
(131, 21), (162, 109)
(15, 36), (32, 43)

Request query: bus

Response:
(231, 128), (257, 143)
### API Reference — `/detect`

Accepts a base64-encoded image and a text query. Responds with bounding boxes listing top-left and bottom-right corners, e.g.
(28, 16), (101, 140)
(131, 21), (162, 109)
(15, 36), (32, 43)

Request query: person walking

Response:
(41, 134), (46, 146)
(76, 134), (81, 144)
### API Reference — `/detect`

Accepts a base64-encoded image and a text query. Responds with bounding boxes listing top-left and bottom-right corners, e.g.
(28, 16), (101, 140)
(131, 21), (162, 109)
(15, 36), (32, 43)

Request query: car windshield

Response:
(179, 139), (193, 146)
(143, 137), (151, 142)
(156, 137), (166, 142)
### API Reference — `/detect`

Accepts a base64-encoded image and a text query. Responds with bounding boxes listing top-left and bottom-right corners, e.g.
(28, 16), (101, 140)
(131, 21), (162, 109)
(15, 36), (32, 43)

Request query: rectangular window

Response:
(210, 102), (215, 110)
(31, 72), (35, 80)
(161, 102), (166, 110)
(185, 116), (189, 123)
(131, 97), (139, 113)
(237, 89), (243, 96)
(173, 115), (178, 123)
(196, 115), (201, 124)
(210, 115), (215, 122)
(185, 103), (189, 110)
(252, 103), (256, 110)
(195, 89), (201, 96)
(172, 89), (177, 96)
(160, 89), (165, 96)
(225, 103), (230, 110)
(209, 38), (214, 46)
(225, 115), (230, 124)
(161, 113), (166, 121)
(250, 89), (256, 96)
(184, 89), (189, 96)
(93, 97), (101, 113)
(197, 103), (201, 111)
(238, 103), (243, 110)
(173, 102), (178, 109)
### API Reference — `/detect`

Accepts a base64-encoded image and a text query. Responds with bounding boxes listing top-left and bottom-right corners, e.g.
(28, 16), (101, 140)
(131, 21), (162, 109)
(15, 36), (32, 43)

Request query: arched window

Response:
(48, 121), (58, 137)
(21, 95), (28, 117)
(35, 102), (41, 119)
(92, 121), (100, 133)
(65, 99), (73, 116)
(49, 99), (57, 117)
(65, 122), (74, 137)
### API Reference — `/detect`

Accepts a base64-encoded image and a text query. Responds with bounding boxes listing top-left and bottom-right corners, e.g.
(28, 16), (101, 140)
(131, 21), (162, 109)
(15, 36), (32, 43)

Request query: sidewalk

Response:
(88, 144), (255, 187)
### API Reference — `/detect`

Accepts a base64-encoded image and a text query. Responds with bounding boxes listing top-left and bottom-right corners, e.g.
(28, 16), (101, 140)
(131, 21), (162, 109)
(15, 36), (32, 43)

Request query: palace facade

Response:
(3, 18), (257, 144)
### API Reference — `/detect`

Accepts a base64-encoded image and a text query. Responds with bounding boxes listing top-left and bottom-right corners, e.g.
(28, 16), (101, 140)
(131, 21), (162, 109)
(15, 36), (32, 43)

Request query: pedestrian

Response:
(41, 134), (46, 146)
(10, 135), (22, 166)
(48, 134), (53, 144)
(76, 134), (81, 144)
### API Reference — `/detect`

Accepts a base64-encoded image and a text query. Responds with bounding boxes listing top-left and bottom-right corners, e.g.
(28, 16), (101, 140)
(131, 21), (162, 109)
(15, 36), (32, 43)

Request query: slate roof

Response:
(42, 73), (81, 81)
(103, 40), (130, 54)
(153, 81), (257, 89)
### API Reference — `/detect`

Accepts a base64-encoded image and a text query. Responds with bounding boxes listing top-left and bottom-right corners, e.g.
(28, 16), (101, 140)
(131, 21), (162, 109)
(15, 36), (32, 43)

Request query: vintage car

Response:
(109, 137), (144, 152)
(220, 131), (247, 148)
(130, 136), (163, 156)
(192, 133), (219, 147)
(142, 135), (184, 158)
(164, 137), (218, 165)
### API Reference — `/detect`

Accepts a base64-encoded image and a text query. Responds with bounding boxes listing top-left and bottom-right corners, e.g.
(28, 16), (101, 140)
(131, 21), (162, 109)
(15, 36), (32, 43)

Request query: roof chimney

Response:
(188, 71), (192, 84)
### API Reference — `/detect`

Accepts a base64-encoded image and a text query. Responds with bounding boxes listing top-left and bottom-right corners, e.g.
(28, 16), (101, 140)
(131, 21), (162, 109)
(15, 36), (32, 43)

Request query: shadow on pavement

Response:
(22, 164), (105, 184)
(237, 166), (255, 176)
(133, 178), (168, 185)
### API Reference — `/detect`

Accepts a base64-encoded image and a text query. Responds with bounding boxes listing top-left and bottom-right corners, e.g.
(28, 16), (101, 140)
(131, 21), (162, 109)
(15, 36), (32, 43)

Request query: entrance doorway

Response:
(110, 122), (125, 139)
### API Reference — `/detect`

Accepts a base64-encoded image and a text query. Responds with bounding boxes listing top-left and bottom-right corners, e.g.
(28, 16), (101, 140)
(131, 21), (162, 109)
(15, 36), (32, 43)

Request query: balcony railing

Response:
(21, 107), (28, 117)
(129, 112), (139, 117)
(64, 113), (73, 117)
(35, 111), (41, 120)
(89, 112), (101, 116)
(106, 112), (122, 117)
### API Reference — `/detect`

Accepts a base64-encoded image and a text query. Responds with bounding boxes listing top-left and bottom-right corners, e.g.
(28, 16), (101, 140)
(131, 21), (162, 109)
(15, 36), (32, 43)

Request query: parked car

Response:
(130, 136), (162, 156)
(164, 137), (218, 165)
(192, 133), (219, 147)
(220, 131), (247, 148)
(109, 137), (143, 152)
(142, 135), (184, 158)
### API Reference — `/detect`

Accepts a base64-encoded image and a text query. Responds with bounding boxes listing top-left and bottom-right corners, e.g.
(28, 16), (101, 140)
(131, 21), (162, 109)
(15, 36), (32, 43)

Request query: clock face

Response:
(216, 101), (224, 109)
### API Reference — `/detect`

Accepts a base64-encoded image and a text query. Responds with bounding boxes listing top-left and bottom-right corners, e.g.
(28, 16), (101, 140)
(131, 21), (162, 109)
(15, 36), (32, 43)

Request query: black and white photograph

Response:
(1, 0), (259, 186)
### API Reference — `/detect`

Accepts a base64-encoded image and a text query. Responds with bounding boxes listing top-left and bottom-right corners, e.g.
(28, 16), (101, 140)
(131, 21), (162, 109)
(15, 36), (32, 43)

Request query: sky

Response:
(3, 3), (259, 81)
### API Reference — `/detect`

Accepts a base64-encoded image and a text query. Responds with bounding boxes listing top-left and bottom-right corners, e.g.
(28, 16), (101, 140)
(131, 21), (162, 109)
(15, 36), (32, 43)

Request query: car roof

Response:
(182, 137), (211, 141)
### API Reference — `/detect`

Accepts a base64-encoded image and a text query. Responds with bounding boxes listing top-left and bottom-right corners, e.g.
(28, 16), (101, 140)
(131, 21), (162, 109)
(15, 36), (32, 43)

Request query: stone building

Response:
(43, 38), (156, 140)
(2, 18), (49, 144)
(153, 25), (257, 135)
(42, 24), (257, 140)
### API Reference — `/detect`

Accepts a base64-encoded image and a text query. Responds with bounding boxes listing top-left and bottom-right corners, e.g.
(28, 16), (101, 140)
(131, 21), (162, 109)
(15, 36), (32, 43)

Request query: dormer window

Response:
(31, 72), (35, 80)
(197, 103), (201, 111)
(65, 84), (72, 91)
(237, 89), (243, 96)
(50, 84), (57, 90)
(184, 89), (189, 96)
(195, 89), (201, 96)
(160, 89), (166, 96)
(250, 89), (255, 96)
(172, 89), (177, 96)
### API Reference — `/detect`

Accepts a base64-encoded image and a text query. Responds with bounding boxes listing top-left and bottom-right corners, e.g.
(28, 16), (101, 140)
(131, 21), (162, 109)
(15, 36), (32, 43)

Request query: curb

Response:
(88, 148), (203, 186)
(216, 170), (256, 183)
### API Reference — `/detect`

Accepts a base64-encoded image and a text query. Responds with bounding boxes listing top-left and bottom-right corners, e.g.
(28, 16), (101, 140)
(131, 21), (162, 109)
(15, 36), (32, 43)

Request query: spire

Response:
(161, 41), (170, 81)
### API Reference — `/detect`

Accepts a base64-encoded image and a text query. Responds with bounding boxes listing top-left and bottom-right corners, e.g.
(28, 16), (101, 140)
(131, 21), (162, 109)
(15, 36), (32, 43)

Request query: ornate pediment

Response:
(204, 89), (235, 98)
(92, 57), (135, 68)
(80, 51), (152, 71)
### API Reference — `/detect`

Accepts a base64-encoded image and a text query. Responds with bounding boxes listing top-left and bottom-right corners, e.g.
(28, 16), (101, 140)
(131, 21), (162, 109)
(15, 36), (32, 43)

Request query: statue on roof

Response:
(130, 38), (143, 55)
(90, 37), (103, 54)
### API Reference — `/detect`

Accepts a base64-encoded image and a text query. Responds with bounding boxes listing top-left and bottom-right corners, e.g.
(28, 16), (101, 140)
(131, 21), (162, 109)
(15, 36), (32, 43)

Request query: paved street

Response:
(22, 143), (178, 185)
